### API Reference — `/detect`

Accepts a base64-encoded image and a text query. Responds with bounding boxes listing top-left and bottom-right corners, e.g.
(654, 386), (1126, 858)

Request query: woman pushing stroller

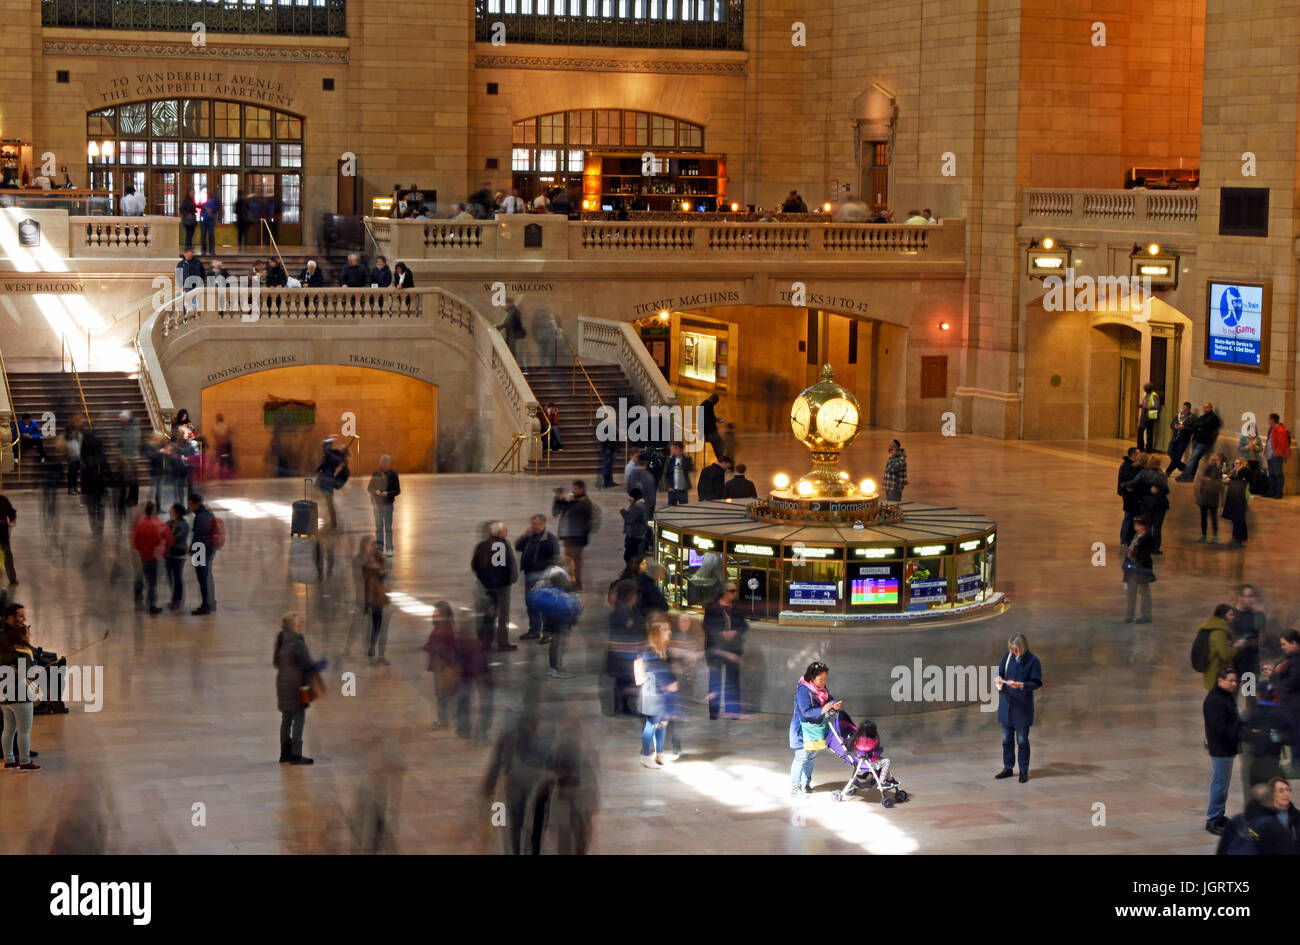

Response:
(789, 661), (841, 797)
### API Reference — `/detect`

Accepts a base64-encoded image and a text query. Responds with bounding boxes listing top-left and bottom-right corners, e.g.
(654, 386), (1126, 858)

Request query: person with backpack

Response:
(1204, 666), (1241, 836)
(1216, 781), (1295, 854)
(1194, 603), (1242, 690)
(1265, 413), (1291, 498)
(188, 493), (222, 615)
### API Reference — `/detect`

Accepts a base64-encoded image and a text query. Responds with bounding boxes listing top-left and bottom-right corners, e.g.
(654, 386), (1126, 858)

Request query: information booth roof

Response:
(654, 499), (996, 545)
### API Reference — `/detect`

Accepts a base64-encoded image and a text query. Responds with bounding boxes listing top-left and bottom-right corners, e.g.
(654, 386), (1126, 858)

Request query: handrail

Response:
(492, 411), (552, 475)
(133, 334), (166, 436)
(0, 345), (18, 486)
(62, 336), (92, 430)
(556, 328), (603, 405)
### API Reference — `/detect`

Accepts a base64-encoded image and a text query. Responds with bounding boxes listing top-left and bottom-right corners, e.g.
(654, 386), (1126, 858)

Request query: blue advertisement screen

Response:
(1207, 283), (1264, 367)
(788, 582), (837, 607)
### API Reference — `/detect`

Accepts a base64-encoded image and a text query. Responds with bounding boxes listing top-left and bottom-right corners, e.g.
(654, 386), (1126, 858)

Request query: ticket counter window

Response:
(905, 555), (950, 611)
(727, 561), (779, 620)
(681, 331), (718, 383)
(656, 535), (687, 607)
(785, 556), (843, 612)
(954, 549), (990, 603)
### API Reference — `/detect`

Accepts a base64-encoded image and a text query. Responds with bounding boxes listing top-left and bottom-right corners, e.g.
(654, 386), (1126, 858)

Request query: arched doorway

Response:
(200, 364), (436, 478)
(87, 99), (305, 245)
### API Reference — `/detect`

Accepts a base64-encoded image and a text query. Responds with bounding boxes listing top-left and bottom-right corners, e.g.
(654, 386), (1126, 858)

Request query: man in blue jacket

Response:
(995, 633), (1042, 783)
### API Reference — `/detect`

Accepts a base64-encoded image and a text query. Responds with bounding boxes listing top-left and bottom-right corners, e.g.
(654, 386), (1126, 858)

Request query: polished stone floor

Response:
(0, 429), (1290, 854)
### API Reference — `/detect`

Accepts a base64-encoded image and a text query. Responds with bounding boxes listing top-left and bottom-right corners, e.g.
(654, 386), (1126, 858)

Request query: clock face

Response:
(790, 395), (811, 440)
(815, 397), (860, 444)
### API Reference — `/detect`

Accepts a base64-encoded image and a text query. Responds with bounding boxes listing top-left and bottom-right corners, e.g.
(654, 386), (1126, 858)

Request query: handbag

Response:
(800, 719), (828, 751)
(300, 670), (324, 705)
(638, 671), (662, 717)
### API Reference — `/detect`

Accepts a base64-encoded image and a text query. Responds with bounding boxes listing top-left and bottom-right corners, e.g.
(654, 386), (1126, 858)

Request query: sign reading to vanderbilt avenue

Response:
(101, 71), (294, 107)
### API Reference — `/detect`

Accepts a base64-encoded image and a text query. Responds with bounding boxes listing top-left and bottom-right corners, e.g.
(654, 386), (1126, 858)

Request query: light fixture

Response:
(659, 310), (669, 320)
(730, 202), (739, 212)
(939, 321), (951, 331)
(1041, 237), (1055, 250)
(797, 481), (813, 496)
(101, 140), (113, 161)
(860, 478), (876, 494)
(87, 141), (99, 159)
(773, 473), (790, 489)
(1129, 243), (1178, 289)
(823, 202), (832, 212)
(681, 200), (691, 212)
(1147, 242), (1160, 256)
(1027, 238), (1069, 278)
(839, 471), (849, 480)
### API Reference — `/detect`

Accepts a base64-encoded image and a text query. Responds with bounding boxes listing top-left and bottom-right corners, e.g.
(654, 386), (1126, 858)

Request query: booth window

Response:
(680, 331), (718, 383)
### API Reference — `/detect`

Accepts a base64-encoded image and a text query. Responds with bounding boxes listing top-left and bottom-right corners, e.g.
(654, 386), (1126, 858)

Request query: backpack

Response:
(1191, 627), (1213, 673)
(1219, 814), (1262, 855)
(210, 515), (226, 551)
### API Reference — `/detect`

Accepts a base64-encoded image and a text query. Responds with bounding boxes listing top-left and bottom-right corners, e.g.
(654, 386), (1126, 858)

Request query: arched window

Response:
(87, 99), (304, 244)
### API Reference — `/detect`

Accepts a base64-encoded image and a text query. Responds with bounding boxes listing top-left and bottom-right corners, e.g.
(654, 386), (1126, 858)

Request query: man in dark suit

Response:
(339, 253), (368, 287)
(723, 463), (758, 499)
(696, 456), (732, 502)
(663, 442), (694, 506)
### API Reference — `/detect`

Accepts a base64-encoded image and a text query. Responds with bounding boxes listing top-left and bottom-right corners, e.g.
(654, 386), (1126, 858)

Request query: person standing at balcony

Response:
(393, 262), (414, 289)
(905, 209), (928, 224)
(1137, 383), (1162, 452)
(265, 257), (287, 291)
(869, 207), (894, 223)
(924, 208), (938, 224)
(1266, 413), (1292, 498)
(780, 191), (801, 213)
(200, 191), (219, 256)
(369, 255), (392, 288)
(298, 260), (324, 287)
(340, 253), (367, 288)
(120, 184), (145, 217)
(180, 188), (197, 251)
(499, 190), (525, 215)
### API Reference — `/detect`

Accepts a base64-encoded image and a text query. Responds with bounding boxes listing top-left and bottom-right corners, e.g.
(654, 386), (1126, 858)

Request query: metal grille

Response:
(475, 0), (743, 50)
(42, 0), (347, 37)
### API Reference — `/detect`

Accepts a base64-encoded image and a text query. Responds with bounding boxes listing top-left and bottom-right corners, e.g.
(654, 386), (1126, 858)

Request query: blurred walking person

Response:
(164, 503), (189, 611)
(703, 580), (747, 719)
(0, 602), (39, 770)
(362, 537), (390, 664)
(273, 612), (322, 765)
(424, 601), (458, 729)
(634, 615), (679, 768)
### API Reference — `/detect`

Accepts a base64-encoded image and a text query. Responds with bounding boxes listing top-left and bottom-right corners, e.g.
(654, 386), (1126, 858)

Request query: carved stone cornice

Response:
(44, 40), (348, 64)
(475, 54), (744, 75)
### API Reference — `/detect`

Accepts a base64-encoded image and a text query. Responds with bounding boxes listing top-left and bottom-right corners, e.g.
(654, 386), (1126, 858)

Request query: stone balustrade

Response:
(365, 216), (965, 263)
(577, 316), (677, 413)
(70, 215), (178, 257)
(1021, 189), (1198, 233)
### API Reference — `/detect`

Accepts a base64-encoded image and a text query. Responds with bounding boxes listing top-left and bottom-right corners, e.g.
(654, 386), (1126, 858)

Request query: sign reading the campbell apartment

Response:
(101, 72), (294, 107)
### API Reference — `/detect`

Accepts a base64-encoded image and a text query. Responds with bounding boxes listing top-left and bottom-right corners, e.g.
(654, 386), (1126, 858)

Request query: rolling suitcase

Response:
(292, 477), (318, 538)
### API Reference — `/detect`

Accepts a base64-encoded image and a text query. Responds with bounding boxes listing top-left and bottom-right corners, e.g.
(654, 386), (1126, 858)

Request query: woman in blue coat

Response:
(995, 633), (1042, 783)
(789, 660), (841, 797)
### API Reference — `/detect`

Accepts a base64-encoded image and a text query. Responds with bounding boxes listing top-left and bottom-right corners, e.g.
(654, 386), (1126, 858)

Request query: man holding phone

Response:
(995, 633), (1042, 783)
(552, 481), (596, 590)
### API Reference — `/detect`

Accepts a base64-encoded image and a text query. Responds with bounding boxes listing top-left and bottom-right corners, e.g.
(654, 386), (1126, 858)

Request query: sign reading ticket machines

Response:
(1206, 280), (1270, 369)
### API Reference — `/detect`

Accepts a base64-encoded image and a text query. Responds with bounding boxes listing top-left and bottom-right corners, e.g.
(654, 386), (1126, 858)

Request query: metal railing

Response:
(556, 329), (604, 405)
(492, 410), (552, 475)
(475, 0), (744, 49)
(60, 336), (92, 431)
(42, 0), (347, 36)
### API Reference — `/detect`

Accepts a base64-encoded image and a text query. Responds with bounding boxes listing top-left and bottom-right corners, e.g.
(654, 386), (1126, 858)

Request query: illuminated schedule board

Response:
(1206, 280), (1270, 370)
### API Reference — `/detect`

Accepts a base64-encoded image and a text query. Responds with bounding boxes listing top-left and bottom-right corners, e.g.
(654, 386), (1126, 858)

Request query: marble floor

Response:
(0, 429), (1287, 854)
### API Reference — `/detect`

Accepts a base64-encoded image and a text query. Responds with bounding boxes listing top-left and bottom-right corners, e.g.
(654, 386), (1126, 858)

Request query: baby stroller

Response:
(824, 709), (908, 807)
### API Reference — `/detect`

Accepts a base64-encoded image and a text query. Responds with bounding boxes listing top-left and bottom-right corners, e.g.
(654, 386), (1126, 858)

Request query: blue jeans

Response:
(1001, 723), (1030, 772)
(372, 502), (394, 552)
(791, 748), (818, 788)
(642, 715), (666, 755)
(1208, 755), (1235, 820)
(1268, 456), (1285, 497)
(1166, 434), (1190, 473)
(1183, 441), (1212, 479)
(708, 655), (741, 718)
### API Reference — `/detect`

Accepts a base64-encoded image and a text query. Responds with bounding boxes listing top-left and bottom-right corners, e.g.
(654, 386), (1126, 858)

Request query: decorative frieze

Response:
(44, 40), (348, 64)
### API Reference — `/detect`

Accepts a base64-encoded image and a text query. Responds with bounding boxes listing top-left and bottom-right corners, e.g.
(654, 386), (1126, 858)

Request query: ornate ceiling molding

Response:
(44, 40), (348, 64)
(475, 54), (744, 76)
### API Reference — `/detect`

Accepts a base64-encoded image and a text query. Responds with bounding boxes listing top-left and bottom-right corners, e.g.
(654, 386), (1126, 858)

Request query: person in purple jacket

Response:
(790, 660), (841, 797)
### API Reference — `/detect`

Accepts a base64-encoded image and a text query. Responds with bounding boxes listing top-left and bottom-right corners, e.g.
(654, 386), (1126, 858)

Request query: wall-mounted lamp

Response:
(939, 321), (951, 331)
(1130, 243), (1178, 288)
(1026, 237), (1069, 277)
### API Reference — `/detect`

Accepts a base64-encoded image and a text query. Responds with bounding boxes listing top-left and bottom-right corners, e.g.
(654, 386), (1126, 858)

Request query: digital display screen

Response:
(1207, 282), (1265, 367)
(788, 582), (837, 607)
(687, 549), (704, 569)
(850, 577), (899, 605)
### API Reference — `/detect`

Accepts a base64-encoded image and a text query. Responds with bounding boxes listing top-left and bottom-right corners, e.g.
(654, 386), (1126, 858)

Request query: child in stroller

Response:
(825, 709), (909, 807)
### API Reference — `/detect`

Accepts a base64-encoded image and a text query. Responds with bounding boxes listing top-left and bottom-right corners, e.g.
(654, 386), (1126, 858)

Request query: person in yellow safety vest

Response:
(1138, 383), (1162, 453)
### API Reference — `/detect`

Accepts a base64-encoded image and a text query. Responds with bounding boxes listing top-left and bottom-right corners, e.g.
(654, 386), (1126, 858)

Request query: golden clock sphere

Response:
(793, 364), (862, 450)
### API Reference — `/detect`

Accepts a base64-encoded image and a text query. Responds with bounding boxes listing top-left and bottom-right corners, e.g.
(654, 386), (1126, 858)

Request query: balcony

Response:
(1021, 188), (1198, 234)
(366, 217), (965, 272)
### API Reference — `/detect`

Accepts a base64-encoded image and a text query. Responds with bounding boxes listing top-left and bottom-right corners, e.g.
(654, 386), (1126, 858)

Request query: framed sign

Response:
(1205, 280), (1270, 371)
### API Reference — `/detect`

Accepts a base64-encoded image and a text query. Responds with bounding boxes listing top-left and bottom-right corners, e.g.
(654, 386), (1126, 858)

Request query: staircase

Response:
(523, 364), (640, 476)
(6, 372), (152, 490)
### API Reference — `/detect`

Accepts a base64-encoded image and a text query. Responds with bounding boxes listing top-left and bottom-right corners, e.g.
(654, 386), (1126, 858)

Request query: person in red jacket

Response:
(1266, 413), (1292, 498)
(131, 501), (173, 615)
